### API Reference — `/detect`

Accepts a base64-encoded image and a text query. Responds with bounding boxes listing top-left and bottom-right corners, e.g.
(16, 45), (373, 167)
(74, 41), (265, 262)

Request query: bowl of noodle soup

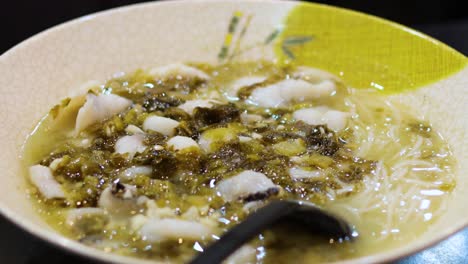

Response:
(0, 0), (467, 263)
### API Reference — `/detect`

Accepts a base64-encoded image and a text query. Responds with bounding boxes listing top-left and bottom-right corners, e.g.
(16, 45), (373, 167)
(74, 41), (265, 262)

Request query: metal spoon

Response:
(189, 200), (355, 264)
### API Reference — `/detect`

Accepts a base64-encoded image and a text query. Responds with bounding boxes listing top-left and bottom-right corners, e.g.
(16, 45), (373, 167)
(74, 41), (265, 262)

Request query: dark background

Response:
(0, 1), (467, 263)
(1, 0), (468, 55)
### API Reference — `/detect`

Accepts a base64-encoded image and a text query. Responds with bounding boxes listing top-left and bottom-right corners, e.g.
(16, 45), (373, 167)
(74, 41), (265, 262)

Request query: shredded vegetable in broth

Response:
(22, 61), (455, 263)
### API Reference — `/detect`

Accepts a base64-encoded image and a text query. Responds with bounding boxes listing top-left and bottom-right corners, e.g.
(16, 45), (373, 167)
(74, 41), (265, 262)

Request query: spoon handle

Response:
(189, 201), (299, 264)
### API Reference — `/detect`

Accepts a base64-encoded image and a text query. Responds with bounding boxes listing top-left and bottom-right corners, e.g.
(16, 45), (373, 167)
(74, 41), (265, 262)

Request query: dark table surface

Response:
(1, 11), (467, 264)
(1, 213), (467, 264)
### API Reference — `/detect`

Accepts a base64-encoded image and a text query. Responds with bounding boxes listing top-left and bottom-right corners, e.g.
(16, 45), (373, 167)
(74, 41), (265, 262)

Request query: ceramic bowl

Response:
(0, 0), (466, 263)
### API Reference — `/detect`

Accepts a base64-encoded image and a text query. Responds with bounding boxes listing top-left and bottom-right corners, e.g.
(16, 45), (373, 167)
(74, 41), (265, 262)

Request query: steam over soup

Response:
(23, 62), (456, 263)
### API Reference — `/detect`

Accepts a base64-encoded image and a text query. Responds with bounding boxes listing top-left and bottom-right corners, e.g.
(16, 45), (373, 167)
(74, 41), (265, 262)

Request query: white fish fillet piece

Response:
(143, 116), (179, 136)
(167, 136), (199, 151)
(98, 186), (138, 214)
(114, 134), (146, 157)
(125, 124), (144, 135)
(75, 93), (132, 134)
(224, 245), (257, 264)
(216, 170), (277, 202)
(227, 76), (266, 100)
(289, 167), (324, 180)
(119, 166), (152, 180)
(178, 99), (216, 115)
(29, 165), (65, 199)
(149, 63), (210, 81)
(293, 107), (349, 131)
(139, 218), (212, 242)
(248, 79), (336, 108)
(292, 66), (339, 83)
(65, 208), (106, 227)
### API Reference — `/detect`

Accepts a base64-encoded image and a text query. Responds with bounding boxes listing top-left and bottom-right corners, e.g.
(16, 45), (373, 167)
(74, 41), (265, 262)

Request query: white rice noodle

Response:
(400, 185), (422, 223)
(29, 165), (65, 199)
(75, 93), (132, 135)
(388, 167), (409, 183)
(406, 136), (424, 158)
(333, 92), (454, 242)
(345, 160), (448, 240)
(358, 137), (373, 159)
(335, 183), (356, 196)
(384, 99), (402, 126)
(392, 159), (436, 171)
(403, 178), (445, 189)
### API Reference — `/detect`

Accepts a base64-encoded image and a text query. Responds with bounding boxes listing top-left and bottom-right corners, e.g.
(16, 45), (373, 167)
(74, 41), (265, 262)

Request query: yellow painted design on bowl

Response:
(275, 3), (467, 93)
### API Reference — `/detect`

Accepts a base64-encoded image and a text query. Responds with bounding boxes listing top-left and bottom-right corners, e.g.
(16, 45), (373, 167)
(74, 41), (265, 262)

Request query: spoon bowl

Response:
(189, 200), (354, 264)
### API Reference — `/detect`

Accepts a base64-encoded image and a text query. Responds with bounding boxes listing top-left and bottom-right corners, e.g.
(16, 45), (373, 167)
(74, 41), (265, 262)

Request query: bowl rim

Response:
(0, 0), (466, 263)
